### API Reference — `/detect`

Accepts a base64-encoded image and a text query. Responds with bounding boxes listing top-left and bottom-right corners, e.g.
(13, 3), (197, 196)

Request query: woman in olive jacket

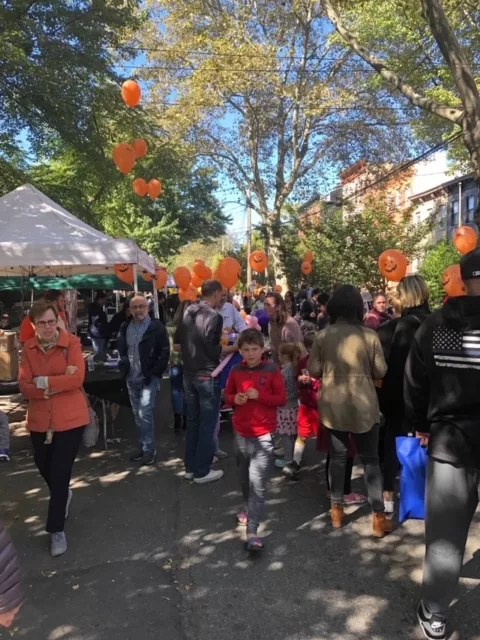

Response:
(309, 285), (390, 538)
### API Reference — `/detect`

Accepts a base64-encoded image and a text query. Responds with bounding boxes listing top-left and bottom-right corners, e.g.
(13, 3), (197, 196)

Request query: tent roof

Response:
(0, 184), (155, 275)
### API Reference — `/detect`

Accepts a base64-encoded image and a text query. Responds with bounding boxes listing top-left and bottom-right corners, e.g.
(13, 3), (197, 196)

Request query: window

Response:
(466, 194), (476, 222)
(450, 200), (459, 227)
(438, 204), (446, 220)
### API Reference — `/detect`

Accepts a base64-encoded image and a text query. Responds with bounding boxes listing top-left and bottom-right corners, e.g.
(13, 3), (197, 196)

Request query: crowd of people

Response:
(3, 250), (480, 640)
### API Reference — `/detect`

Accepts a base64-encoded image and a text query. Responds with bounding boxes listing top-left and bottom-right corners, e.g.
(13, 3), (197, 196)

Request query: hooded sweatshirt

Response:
(174, 300), (223, 376)
(405, 296), (480, 469)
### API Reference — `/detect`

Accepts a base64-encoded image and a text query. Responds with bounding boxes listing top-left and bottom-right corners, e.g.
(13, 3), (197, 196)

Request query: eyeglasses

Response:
(36, 319), (57, 328)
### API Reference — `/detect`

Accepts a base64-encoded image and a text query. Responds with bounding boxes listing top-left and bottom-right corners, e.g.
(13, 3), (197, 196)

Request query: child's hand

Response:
(234, 393), (248, 405)
(65, 365), (78, 376)
(245, 388), (259, 400)
(298, 374), (310, 384)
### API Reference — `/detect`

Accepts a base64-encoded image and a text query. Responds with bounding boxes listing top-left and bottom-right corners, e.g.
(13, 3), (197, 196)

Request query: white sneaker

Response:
(384, 500), (395, 514)
(65, 489), (73, 519)
(184, 472), (194, 480)
(50, 532), (67, 557)
(193, 469), (224, 484)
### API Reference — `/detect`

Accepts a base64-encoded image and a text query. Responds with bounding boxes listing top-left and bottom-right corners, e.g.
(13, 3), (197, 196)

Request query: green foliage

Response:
(279, 199), (433, 291)
(420, 240), (460, 309)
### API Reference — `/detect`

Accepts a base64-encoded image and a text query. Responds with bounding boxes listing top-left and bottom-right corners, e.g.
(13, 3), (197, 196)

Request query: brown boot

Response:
(331, 503), (344, 529)
(372, 512), (393, 538)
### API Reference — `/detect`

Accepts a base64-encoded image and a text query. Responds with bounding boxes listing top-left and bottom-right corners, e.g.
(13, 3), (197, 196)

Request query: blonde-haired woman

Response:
(378, 275), (430, 513)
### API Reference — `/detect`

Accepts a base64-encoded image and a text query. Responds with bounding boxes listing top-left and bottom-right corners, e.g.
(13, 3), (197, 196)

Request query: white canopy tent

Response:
(0, 184), (155, 277)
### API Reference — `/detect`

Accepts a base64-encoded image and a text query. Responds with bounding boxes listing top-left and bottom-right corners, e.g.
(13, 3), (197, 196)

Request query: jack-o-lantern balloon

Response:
(142, 269), (153, 283)
(304, 251), (314, 264)
(132, 139), (148, 159)
(155, 268), (168, 289)
(453, 226), (478, 256)
(133, 178), (148, 197)
(301, 261), (312, 276)
(148, 179), (163, 200)
(112, 143), (136, 175)
(274, 284), (283, 293)
(191, 272), (204, 288)
(443, 264), (466, 297)
(121, 80), (141, 108)
(173, 266), (191, 290)
(114, 263), (134, 285)
(378, 249), (408, 282)
(249, 251), (268, 273)
(216, 257), (241, 289)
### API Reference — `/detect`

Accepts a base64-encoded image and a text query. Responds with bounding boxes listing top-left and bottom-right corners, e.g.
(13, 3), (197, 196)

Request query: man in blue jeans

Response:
(175, 280), (224, 484)
(118, 295), (170, 466)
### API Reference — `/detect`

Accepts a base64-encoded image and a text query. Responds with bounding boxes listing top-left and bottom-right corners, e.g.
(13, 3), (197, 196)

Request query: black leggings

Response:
(383, 414), (407, 492)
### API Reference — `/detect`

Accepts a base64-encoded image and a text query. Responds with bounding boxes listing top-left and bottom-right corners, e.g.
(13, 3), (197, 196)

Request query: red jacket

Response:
(225, 360), (287, 438)
(297, 355), (321, 408)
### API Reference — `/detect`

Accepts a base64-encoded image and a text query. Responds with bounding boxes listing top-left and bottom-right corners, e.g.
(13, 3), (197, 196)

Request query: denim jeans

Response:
(169, 365), (185, 415)
(184, 375), (221, 479)
(328, 424), (384, 512)
(91, 337), (107, 358)
(127, 377), (160, 456)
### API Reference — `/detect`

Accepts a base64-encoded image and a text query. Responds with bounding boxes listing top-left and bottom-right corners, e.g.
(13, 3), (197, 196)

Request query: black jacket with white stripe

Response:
(405, 296), (480, 468)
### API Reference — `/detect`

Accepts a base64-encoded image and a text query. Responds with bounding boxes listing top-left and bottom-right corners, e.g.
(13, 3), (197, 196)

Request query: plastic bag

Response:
(83, 407), (100, 448)
(396, 436), (428, 523)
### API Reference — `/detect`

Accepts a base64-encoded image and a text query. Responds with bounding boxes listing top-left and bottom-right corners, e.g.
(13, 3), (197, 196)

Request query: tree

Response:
(321, 0), (480, 176)
(420, 240), (459, 308)
(139, 0), (415, 278)
(279, 198), (433, 291)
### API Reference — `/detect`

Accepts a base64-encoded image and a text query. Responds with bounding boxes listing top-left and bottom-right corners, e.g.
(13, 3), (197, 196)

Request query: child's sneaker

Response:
(236, 511), (248, 526)
(0, 449), (10, 462)
(343, 492), (367, 505)
(417, 601), (449, 640)
(245, 536), (264, 552)
(282, 461), (300, 479)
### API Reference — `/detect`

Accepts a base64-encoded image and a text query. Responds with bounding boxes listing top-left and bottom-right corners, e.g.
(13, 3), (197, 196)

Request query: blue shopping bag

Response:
(396, 436), (428, 523)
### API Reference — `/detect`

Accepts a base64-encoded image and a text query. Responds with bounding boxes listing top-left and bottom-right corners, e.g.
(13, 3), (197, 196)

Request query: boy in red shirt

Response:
(225, 329), (286, 551)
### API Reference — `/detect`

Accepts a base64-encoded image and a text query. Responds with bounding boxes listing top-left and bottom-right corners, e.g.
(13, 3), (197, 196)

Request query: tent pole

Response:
(152, 279), (159, 319)
(133, 264), (138, 294)
(115, 290), (120, 312)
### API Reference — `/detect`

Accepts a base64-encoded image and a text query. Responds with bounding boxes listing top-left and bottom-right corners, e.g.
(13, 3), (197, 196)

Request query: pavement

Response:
(1, 384), (480, 640)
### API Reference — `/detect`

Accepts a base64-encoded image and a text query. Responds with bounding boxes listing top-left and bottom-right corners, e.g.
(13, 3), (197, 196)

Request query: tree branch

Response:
(321, 0), (464, 124)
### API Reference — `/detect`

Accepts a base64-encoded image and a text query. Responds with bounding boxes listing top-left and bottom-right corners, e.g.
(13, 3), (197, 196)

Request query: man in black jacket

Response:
(118, 295), (170, 465)
(175, 280), (224, 484)
(405, 249), (480, 640)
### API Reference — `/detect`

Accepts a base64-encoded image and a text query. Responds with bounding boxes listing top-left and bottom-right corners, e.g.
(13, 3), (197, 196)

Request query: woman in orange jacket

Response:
(19, 301), (88, 558)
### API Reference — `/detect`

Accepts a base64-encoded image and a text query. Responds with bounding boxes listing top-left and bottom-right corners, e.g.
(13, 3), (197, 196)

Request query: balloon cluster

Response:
(173, 257), (242, 302)
(112, 80), (163, 200)
(113, 264), (168, 290)
(301, 250), (314, 276)
(441, 225), (479, 298)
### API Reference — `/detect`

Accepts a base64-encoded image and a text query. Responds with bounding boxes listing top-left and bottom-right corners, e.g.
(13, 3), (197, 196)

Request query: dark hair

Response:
(238, 328), (265, 349)
(94, 290), (107, 302)
(284, 290), (295, 302)
(317, 293), (330, 306)
(29, 301), (59, 323)
(265, 291), (289, 325)
(327, 285), (364, 325)
(372, 291), (387, 303)
(303, 332), (315, 350)
(201, 279), (223, 298)
(44, 290), (63, 302)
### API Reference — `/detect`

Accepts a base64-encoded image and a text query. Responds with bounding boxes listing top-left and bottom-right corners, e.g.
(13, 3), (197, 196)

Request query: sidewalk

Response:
(1, 386), (479, 640)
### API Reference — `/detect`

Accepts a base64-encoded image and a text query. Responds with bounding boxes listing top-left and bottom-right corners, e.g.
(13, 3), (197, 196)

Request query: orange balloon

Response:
(453, 226), (478, 256)
(179, 285), (198, 302)
(121, 80), (141, 108)
(132, 139), (148, 159)
(274, 284), (283, 293)
(142, 269), (153, 283)
(217, 257), (241, 289)
(304, 251), (314, 263)
(191, 272), (204, 288)
(301, 261), (313, 275)
(249, 251), (268, 273)
(192, 260), (211, 280)
(114, 263), (134, 285)
(174, 266), (191, 290)
(378, 249), (408, 282)
(202, 265), (212, 280)
(148, 179), (163, 200)
(112, 143), (136, 175)
(443, 264), (466, 297)
(133, 178), (148, 197)
(155, 268), (168, 289)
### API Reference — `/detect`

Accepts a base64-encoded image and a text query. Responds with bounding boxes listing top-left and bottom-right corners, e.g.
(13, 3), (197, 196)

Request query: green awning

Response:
(0, 275), (157, 291)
